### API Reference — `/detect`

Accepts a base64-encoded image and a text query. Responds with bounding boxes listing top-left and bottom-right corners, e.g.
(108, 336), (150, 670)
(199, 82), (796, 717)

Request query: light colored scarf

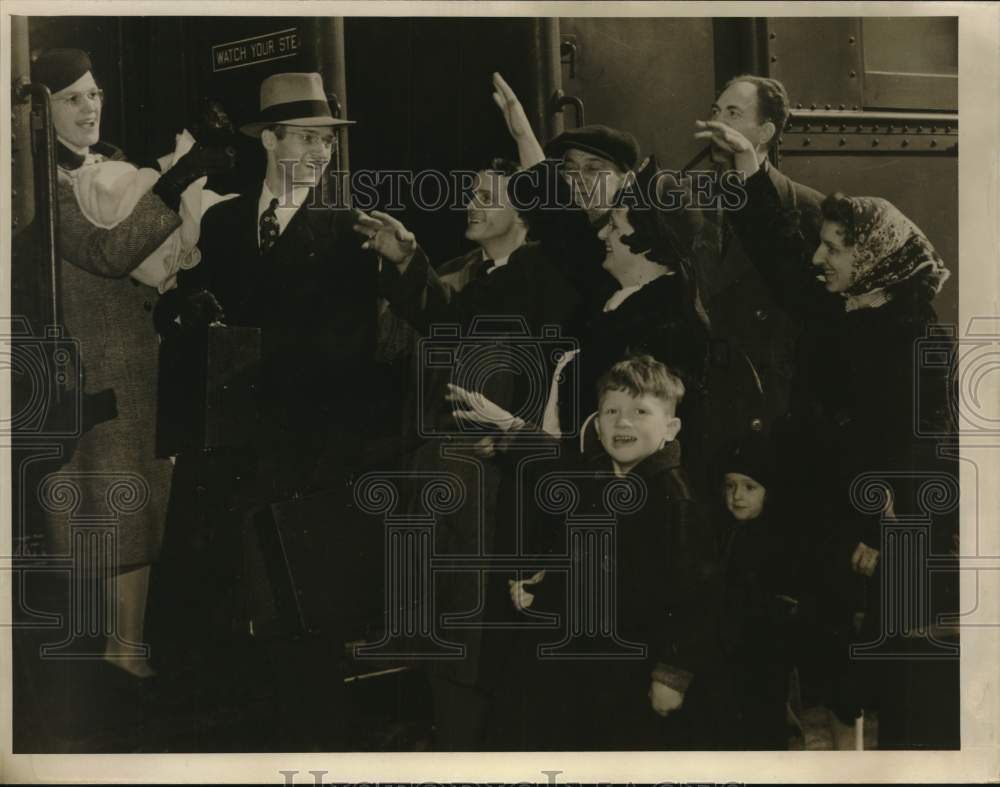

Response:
(64, 130), (236, 292)
(841, 196), (950, 300)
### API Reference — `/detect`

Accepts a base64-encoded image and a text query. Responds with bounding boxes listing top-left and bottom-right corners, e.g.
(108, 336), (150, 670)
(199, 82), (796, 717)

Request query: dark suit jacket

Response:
(377, 241), (584, 688)
(509, 159), (619, 314)
(382, 241), (584, 432)
(386, 242), (582, 333)
(693, 162), (824, 479)
(179, 186), (380, 487)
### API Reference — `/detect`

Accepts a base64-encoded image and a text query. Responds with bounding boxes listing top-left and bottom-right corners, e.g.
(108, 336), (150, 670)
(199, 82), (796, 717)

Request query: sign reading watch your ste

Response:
(212, 28), (300, 72)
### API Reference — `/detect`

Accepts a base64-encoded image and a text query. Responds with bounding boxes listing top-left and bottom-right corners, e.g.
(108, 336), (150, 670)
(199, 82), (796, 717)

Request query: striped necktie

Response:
(470, 257), (495, 279)
(259, 197), (280, 254)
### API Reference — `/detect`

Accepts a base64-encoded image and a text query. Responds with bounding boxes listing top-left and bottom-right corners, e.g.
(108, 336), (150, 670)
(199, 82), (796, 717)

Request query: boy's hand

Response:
(472, 436), (496, 458)
(353, 210), (417, 266)
(649, 681), (685, 716)
(508, 570), (545, 611)
(851, 541), (880, 577)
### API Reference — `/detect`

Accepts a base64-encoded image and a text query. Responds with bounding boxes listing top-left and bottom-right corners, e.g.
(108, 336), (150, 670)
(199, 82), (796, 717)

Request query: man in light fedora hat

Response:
(176, 70), (374, 484)
(239, 71), (353, 193)
(165, 72), (384, 748)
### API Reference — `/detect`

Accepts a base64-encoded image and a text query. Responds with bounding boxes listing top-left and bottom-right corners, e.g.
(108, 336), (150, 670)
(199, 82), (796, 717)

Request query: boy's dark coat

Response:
(484, 440), (726, 750)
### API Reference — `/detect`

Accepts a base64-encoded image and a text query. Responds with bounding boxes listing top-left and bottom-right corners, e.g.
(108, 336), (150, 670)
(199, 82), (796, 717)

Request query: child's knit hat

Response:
(719, 432), (776, 489)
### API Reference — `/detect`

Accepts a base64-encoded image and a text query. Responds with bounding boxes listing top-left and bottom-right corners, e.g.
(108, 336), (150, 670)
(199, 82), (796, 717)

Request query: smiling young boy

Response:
(594, 343), (684, 475)
(589, 356), (722, 747)
(483, 355), (725, 750)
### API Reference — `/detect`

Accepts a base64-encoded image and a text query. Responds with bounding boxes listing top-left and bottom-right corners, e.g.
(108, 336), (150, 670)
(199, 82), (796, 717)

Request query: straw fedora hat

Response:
(240, 72), (354, 137)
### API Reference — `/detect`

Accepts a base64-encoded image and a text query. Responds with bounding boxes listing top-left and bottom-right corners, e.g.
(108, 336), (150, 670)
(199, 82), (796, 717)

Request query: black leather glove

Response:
(153, 288), (226, 339)
(153, 143), (235, 212)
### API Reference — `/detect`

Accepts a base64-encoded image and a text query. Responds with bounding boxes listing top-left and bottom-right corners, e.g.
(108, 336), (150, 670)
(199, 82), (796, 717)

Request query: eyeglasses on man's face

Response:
(282, 128), (338, 149)
(52, 89), (105, 108)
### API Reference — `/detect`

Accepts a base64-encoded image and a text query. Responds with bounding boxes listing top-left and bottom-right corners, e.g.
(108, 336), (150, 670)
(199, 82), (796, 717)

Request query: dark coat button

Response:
(143, 300), (153, 312)
(755, 309), (768, 321)
(750, 417), (764, 431)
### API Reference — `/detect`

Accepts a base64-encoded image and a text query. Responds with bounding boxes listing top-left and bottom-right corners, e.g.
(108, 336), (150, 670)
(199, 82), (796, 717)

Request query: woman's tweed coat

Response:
(40, 142), (180, 569)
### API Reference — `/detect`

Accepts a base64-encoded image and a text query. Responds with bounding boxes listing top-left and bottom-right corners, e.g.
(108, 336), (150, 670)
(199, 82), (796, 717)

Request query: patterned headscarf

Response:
(840, 196), (950, 297)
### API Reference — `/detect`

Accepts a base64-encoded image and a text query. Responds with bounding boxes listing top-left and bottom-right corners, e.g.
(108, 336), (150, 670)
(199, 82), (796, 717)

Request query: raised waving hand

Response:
(492, 72), (545, 169)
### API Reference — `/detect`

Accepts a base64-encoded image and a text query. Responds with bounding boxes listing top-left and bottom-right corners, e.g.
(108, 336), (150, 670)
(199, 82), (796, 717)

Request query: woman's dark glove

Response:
(153, 287), (226, 339)
(153, 143), (235, 212)
(768, 593), (801, 625)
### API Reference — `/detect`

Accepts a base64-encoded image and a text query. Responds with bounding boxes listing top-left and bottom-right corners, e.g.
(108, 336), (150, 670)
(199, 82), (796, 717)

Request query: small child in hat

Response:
(716, 433), (805, 749)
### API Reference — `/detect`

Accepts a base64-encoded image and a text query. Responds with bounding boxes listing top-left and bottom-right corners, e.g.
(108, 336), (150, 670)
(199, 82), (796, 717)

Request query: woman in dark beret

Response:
(549, 157), (712, 484)
(29, 48), (227, 679)
(584, 157), (710, 415)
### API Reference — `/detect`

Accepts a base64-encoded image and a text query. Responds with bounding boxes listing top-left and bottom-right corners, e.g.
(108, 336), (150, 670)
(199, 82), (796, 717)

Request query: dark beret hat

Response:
(32, 48), (92, 94)
(544, 124), (640, 172)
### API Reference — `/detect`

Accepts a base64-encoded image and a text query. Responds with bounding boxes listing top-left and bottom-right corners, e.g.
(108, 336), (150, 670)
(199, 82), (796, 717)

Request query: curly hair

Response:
(820, 192), (859, 245)
(619, 206), (712, 332)
(621, 205), (693, 269)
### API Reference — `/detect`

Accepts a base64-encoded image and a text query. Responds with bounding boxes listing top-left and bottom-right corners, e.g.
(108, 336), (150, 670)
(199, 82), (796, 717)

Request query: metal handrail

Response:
(16, 81), (61, 330)
(551, 89), (585, 129)
(16, 80), (64, 405)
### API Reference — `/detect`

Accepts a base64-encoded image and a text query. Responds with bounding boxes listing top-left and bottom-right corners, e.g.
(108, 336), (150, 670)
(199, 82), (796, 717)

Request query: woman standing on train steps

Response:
(31, 48), (229, 680)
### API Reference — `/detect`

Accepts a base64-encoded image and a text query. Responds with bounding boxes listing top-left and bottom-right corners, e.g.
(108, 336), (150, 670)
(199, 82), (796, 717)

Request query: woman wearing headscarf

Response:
(698, 119), (957, 749)
(796, 194), (957, 751)
(29, 48), (229, 679)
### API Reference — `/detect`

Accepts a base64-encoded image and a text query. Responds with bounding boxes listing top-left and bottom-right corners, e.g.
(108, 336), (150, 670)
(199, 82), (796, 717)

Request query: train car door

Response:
(557, 17), (717, 169)
(177, 17), (349, 194)
(342, 17), (563, 263)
